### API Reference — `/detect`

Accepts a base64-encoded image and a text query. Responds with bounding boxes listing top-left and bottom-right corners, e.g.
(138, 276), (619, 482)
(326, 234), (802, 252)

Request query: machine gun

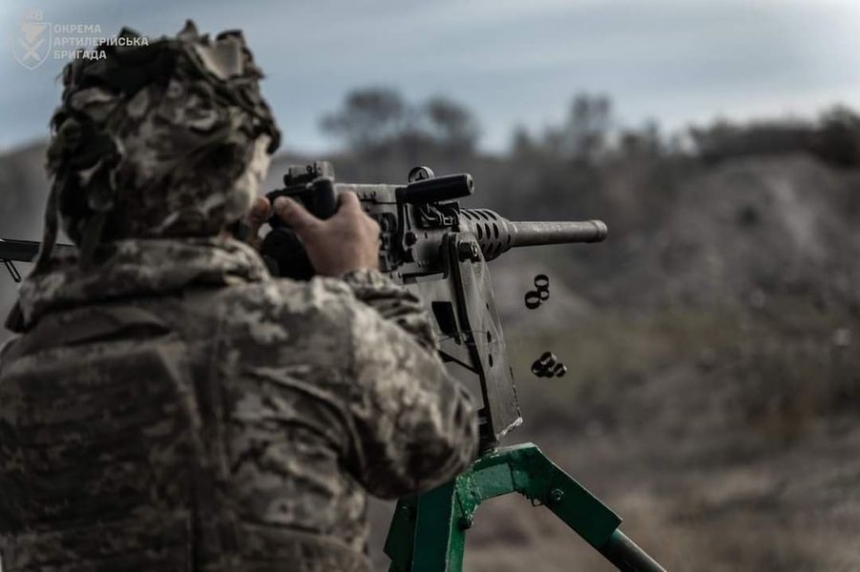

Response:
(262, 162), (664, 572)
(0, 162), (665, 572)
(261, 162), (608, 448)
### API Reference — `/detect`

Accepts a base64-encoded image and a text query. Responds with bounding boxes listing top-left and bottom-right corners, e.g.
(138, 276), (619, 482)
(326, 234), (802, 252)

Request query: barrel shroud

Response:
(459, 208), (608, 261)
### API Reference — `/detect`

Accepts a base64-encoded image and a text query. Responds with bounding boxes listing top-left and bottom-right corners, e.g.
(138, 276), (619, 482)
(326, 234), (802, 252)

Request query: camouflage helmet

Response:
(41, 20), (281, 267)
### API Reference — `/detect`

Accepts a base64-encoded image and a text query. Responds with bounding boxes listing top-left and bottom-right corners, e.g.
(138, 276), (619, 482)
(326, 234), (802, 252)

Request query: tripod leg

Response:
(383, 443), (666, 572)
(384, 482), (467, 572)
(385, 497), (418, 572)
(411, 482), (466, 572)
(515, 446), (666, 572)
(599, 530), (667, 572)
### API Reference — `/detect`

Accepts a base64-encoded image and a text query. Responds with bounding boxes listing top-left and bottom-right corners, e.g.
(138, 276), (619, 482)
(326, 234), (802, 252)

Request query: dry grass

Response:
(371, 299), (860, 571)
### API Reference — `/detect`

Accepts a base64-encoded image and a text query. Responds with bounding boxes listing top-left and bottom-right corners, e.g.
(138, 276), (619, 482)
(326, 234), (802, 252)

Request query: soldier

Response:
(0, 22), (478, 572)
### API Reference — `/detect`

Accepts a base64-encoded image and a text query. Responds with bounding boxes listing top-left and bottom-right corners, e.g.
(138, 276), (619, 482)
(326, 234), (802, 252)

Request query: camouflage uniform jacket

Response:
(0, 237), (479, 572)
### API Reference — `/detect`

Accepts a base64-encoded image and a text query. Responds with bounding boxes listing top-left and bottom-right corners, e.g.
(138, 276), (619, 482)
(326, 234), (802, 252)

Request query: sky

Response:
(2, 0), (860, 154)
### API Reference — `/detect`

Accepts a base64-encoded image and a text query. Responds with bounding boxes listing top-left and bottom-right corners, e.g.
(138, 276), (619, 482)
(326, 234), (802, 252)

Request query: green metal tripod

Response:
(384, 443), (666, 572)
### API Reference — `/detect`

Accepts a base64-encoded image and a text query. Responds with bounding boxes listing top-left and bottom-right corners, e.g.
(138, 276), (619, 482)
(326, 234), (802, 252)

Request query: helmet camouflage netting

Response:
(41, 20), (281, 268)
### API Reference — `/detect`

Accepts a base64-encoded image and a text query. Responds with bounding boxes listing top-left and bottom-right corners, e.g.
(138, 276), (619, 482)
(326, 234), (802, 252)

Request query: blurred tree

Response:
(641, 120), (663, 155)
(814, 106), (860, 167)
(620, 120), (664, 158)
(423, 96), (480, 155)
(689, 117), (822, 164)
(541, 126), (566, 156)
(563, 93), (613, 161)
(320, 87), (408, 152)
(510, 125), (535, 156)
(321, 88), (481, 167)
(689, 119), (737, 162)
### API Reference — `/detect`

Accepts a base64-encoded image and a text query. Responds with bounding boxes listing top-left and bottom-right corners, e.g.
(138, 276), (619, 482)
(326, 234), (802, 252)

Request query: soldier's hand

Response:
(274, 192), (380, 276)
(244, 196), (273, 251)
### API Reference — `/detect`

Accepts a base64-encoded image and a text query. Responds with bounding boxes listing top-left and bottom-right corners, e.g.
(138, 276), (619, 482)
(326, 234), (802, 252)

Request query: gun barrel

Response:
(0, 239), (76, 263)
(509, 220), (608, 247)
(459, 209), (608, 261)
(0, 239), (42, 262)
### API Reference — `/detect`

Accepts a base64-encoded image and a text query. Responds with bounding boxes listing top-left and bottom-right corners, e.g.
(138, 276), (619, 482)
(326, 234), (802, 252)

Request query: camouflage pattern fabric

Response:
(41, 20), (280, 270)
(0, 237), (479, 571)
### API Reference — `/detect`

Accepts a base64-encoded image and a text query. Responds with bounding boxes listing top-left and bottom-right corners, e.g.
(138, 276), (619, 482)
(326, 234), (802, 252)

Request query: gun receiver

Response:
(261, 162), (607, 447)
